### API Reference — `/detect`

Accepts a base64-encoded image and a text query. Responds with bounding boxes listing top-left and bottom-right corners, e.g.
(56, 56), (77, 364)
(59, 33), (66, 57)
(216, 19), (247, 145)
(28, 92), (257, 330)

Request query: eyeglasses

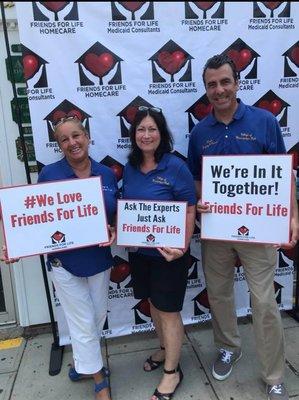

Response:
(52, 115), (79, 130)
(138, 106), (162, 113)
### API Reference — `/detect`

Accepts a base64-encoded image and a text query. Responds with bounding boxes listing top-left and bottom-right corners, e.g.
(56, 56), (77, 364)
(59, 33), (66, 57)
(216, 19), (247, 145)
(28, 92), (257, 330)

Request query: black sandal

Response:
(143, 346), (165, 372)
(151, 364), (183, 400)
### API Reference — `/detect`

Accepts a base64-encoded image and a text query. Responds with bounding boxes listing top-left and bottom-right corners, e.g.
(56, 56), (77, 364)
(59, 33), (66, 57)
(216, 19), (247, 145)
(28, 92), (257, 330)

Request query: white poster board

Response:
(117, 199), (187, 248)
(0, 177), (108, 258)
(201, 154), (293, 243)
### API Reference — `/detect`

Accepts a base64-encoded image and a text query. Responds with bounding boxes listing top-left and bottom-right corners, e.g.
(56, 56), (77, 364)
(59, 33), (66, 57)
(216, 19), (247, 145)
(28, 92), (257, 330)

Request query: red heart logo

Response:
(258, 99), (282, 115)
(67, 110), (83, 120)
(281, 247), (295, 261)
(262, 1), (281, 10)
(193, 2), (215, 11)
(125, 106), (138, 124)
(52, 110), (66, 123)
(119, 1), (146, 12)
(110, 164), (123, 181)
(227, 49), (252, 72)
(110, 262), (130, 283)
(53, 232), (64, 241)
(41, 2), (69, 13)
(23, 55), (39, 80)
(196, 289), (210, 309)
(291, 47), (299, 65)
(84, 53), (115, 78)
(157, 50), (186, 75)
(194, 102), (212, 119)
(137, 299), (151, 317)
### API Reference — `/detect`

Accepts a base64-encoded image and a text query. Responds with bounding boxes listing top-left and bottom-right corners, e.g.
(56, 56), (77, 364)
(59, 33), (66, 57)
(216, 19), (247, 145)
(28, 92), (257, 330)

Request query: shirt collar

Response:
(156, 153), (170, 171)
(206, 99), (245, 126)
(60, 156), (99, 177)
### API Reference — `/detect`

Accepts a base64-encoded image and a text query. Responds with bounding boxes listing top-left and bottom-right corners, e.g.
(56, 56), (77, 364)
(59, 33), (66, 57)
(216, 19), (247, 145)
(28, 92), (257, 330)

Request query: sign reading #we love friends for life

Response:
(0, 177), (108, 258)
(117, 199), (187, 249)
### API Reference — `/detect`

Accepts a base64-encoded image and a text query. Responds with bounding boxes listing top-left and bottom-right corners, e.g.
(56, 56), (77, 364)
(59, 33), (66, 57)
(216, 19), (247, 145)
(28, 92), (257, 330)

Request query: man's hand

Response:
(197, 199), (211, 214)
(274, 215), (299, 249)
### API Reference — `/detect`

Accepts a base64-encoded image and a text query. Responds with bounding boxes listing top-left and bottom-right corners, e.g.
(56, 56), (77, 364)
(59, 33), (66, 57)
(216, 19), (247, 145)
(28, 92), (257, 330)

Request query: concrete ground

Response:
(0, 312), (299, 400)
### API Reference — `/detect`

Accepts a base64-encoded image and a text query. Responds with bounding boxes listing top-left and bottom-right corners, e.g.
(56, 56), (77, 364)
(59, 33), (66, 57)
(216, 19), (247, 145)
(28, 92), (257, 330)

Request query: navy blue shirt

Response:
(38, 157), (118, 277)
(187, 100), (286, 180)
(122, 153), (197, 256)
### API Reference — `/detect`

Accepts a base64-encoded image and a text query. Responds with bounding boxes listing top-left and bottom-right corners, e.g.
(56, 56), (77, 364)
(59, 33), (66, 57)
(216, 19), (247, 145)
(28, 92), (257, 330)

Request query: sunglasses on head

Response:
(52, 115), (79, 130)
(138, 106), (162, 113)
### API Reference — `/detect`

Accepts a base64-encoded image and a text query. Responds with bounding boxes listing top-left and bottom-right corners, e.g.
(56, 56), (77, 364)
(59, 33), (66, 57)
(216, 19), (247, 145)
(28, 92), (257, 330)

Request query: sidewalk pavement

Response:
(0, 312), (299, 400)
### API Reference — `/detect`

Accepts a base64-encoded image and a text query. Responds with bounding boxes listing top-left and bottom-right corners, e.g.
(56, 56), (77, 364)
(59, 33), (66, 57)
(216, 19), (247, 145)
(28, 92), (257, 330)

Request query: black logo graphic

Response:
(238, 226), (249, 236)
(187, 253), (200, 280)
(103, 313), (110, 331)
(133, 299), (152, 325)
(44, 100), (91, 142)
(100, 155), (124, 182)
(223, 38), (259, 80)
(253, 90), (289, 127)
(21, 45), (48, 88)
(186, 94), (212, 132)
(51, 231), (65, 244)
(185, 1), (224, 19)
(192, 289), (210, 316)
(146, 234), (155, 243)
(235, 256), (242, 274)
(117, 96), (157, 138)
(32, 2), (79, 21)
(253, 1), (290, 18)
(111, 2), (154, 21)
(149, 40), (194, 83)
(75, 42), (123, 86)
(282, 41), (299, 77)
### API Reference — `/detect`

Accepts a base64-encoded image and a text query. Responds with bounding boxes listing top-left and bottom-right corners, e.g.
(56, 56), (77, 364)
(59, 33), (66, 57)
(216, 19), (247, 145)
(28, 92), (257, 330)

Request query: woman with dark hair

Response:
(122, 107), (196, 400)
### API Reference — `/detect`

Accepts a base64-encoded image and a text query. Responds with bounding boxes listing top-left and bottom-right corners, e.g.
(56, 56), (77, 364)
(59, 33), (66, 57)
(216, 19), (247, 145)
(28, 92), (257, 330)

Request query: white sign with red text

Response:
(201, 155), (293, 244)
(0, 177), (108, 258)
(117, 199), (187, 249)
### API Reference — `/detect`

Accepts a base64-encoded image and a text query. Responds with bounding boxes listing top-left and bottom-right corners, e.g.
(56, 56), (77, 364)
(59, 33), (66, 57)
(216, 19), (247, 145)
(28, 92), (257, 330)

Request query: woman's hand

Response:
(99, 225), (116, 247)
(157, 247), (185, 262)
(0, 245), (20, 264)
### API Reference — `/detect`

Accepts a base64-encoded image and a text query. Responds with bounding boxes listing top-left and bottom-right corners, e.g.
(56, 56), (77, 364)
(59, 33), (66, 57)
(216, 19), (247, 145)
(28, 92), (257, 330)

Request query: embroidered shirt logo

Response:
(202, 139), (218, 150)
(236, 132), (256, 141)
(152, 176), (170, 186)
(102, 185), (113, 192)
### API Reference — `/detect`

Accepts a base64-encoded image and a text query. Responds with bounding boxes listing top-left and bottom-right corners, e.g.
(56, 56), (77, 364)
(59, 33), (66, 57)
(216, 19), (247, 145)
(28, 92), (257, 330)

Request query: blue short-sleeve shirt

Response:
(187, 100), (286, 181)
(122, 153), (197, 256)
(38, 157), (118, 277)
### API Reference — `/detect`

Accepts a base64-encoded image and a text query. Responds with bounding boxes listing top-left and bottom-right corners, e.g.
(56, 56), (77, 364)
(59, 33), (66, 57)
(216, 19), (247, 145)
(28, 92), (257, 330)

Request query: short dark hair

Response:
(128, 109), (173, 167)
(202, 54), (238, 86)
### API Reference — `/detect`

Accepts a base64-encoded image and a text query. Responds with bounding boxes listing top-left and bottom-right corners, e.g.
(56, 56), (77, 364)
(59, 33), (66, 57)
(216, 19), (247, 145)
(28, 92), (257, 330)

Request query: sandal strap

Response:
(163, 364), (180, 374)
(68, 367), (81, 381)
(152, 388), (172, 400)
(95, 378), (109, 393)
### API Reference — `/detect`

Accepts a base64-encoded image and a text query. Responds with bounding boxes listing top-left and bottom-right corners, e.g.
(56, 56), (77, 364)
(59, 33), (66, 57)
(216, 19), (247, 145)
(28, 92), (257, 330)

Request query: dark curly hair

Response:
(202, 54), (238, 86)
(128, 108), (173, 167)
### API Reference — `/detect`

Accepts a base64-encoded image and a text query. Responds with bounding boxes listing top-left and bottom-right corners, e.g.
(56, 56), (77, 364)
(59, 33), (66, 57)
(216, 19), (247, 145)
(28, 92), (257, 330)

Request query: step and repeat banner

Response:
(15, 2), (298, 342)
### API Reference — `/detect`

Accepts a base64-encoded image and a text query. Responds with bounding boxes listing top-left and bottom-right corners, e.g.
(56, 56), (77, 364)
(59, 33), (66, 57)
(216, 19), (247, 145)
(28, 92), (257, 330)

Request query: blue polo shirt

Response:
(122, 152), (197, 256)
(187, 100), (286, 180)
(38, 157), (118, 277)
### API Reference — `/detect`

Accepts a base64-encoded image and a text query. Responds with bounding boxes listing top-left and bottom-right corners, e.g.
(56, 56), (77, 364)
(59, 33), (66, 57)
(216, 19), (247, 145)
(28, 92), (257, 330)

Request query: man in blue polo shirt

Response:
(187, 54), (298, 400)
